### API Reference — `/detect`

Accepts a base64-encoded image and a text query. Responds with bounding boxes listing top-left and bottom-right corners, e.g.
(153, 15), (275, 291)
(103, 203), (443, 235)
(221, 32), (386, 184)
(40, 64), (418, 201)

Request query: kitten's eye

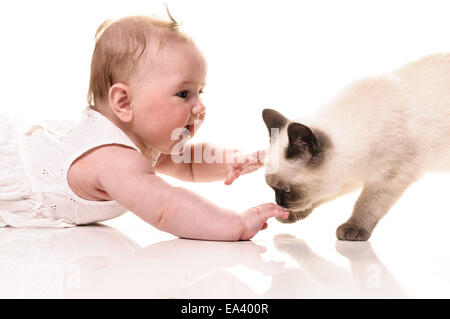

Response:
(281, 185), (291, 193)
(176, 90), (189, 99)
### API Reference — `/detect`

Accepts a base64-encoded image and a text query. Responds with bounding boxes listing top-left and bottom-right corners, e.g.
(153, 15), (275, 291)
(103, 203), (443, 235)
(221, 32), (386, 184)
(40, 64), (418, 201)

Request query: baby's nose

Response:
(192, 100), (206, 117)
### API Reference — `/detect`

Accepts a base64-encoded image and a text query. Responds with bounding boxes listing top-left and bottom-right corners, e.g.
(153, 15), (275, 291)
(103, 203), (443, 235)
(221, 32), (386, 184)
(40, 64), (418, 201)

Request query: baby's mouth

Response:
(180, 125), (192, 139)
(184, 124), (193, 138)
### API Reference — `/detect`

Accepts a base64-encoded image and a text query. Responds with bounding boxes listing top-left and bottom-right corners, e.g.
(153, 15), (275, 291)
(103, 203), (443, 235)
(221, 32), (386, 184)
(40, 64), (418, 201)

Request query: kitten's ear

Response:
(262, 109), (288, 137)
(287, 122), (321, 159)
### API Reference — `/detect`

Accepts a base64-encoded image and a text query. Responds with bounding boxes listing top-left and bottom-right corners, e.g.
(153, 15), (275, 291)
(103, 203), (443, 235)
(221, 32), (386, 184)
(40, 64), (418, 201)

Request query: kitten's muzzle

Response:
(274, 188), (306, 210)
(275, 189), (293, 207)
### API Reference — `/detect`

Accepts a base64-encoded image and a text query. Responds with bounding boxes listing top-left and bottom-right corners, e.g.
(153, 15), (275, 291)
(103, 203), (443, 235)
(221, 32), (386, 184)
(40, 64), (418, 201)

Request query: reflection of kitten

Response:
(262, 53), (450, 241)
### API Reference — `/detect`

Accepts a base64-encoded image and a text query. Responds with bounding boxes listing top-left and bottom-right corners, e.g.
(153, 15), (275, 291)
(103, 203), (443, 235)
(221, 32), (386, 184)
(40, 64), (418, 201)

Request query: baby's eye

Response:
(176, 90), (189, 99)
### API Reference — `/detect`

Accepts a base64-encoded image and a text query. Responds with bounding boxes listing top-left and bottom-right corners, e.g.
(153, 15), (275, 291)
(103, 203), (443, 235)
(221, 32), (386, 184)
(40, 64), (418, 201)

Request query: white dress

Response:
(0, 106), (161, 228)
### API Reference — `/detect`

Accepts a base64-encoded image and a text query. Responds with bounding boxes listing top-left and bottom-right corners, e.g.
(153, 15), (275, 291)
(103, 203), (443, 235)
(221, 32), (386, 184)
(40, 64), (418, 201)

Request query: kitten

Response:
(262, 53), (450, 241)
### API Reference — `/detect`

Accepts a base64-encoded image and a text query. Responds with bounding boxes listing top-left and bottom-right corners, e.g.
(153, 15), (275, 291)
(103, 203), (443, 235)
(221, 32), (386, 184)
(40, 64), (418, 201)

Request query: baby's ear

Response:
(286, 122), (321, 160)
(109, 83), (133, 122)
(262, 109), (288, 137)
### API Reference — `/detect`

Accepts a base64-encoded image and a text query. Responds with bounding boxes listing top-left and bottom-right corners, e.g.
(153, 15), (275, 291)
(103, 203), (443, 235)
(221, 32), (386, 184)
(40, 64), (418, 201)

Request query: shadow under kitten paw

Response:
(336, 222), (371, 241)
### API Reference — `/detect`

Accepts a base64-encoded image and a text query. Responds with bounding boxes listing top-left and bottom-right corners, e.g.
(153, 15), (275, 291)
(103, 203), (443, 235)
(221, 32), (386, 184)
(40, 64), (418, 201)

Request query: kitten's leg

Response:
(336, 173), (416, 241)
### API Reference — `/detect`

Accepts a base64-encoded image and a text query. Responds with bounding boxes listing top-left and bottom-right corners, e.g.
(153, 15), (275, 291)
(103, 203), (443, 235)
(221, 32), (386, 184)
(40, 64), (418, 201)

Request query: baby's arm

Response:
(154, 142), (264, 184)
(94, 145), (287, 241)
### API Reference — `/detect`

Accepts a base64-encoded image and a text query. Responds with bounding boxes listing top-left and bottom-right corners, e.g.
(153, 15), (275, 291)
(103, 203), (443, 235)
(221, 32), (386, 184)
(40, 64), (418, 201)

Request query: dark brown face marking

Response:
(275, 187), (304, 208)
(286, 122), (320, 159)
(285, 124), (332, 168)
(262, 109), (288, 137)
(264, 178), (305, 209)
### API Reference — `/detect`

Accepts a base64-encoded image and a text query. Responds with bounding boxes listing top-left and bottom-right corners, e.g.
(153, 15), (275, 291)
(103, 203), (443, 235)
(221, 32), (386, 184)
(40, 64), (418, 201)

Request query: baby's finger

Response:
(224, 175), (234, 185)
(245, 155), (260, 165)
(261, 222), (268, 230)
(258, 204), (289, 220)
(277, 209), (290, 219)
(225, 167), (239, 185)
(224, 167), (240, 185)
(279, 210), (290, 219)
(244, 153), (266, 167)
(257, 203), (282, 210)
(255, 149), (268, 164)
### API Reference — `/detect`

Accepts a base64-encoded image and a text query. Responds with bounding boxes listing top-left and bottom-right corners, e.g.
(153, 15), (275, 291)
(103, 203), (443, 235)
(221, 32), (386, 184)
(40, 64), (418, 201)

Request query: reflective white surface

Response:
(2, 170), (450, 300)
(0, 224), (402, 298)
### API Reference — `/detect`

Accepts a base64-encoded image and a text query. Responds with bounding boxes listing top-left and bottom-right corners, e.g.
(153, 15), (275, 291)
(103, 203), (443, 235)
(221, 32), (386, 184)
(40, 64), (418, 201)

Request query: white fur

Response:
(268, 53), (450, 240)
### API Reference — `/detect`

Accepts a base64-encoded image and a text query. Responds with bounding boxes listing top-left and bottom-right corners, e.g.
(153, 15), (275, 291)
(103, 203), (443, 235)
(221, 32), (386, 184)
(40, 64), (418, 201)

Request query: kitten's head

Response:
(262, 109), (334, 220)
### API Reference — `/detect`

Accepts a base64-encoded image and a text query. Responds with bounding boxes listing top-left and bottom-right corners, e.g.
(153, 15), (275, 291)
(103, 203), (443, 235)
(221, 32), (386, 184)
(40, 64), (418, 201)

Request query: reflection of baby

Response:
(0, 225), (285, 298)
(0, 225), (139, 298)
(0, 11), (288, 239)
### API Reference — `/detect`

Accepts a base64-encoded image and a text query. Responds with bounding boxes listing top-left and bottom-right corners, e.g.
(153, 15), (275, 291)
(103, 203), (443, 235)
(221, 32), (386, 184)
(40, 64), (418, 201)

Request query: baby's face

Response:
(130, 41), (207, 154)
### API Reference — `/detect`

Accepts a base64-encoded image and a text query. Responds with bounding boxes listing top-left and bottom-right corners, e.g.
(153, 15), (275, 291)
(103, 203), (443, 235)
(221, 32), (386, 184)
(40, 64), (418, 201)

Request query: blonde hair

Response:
(87, 10), (189, 110)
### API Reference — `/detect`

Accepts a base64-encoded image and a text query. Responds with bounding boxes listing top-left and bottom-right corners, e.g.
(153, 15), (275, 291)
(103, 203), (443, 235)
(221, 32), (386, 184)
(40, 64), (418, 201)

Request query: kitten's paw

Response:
(336, 223), (371, 241)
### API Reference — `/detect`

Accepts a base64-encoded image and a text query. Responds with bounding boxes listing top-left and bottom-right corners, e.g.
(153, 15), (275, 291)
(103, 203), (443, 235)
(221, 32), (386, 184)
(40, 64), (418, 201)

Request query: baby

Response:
(0, 13), (288, 240)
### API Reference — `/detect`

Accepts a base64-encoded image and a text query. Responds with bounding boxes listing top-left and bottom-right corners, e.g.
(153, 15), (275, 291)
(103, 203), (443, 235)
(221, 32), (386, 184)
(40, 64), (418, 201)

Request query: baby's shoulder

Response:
(68, 144), (154, 201)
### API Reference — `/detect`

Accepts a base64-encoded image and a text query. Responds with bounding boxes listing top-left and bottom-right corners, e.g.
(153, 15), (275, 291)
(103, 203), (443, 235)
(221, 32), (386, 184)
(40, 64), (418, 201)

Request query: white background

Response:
(1, 0), (450, 297)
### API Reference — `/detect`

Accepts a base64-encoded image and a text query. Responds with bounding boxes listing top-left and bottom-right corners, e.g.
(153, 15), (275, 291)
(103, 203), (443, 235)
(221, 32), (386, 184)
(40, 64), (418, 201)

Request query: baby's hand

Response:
(239, 203), (289, 240)
(225, 149), (266, 185)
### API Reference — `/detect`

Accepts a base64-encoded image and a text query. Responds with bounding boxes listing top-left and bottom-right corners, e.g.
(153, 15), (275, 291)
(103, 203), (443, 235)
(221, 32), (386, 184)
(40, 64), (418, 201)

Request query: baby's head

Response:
(87, 13), (207, 154)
